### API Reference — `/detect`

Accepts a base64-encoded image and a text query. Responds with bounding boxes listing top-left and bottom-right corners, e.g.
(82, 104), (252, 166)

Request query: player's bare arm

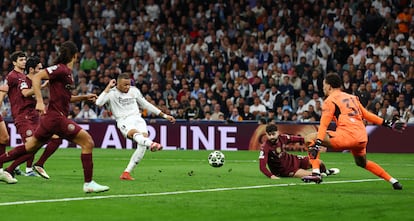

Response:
(32, 69), (49, 114)
(71, 94), (98, 103)
(270, 175), (280, 179)
(0, 91), (6, 105)
(158, 112), (176, 123)
(0, 83), (8, 93)
(21, 81), (49, 97)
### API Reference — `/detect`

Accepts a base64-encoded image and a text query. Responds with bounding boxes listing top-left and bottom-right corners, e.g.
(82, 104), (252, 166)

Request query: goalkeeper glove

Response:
(382, 116), (407, 133)
(308, 139), (322, 160)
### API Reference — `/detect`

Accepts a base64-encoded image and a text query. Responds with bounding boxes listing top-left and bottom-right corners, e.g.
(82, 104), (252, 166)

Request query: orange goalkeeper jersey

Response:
(317, 90), (384, 142)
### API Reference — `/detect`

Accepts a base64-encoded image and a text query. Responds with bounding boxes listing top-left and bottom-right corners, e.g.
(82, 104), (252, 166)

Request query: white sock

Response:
(26, 167), (33, 173)
(133, 133), (152, 147)
(0, 168), (3, 173)
(125, 144), (147, 173)
(312, 168), (321, 175)
(389, 178), (398, 184)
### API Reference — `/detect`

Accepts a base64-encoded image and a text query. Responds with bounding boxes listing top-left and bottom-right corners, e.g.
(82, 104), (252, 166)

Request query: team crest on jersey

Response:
(68, 124), (75, 132)
(26, 129), (33, 137)
(276, 147), (281, 154)
(20, 82), (29, 90)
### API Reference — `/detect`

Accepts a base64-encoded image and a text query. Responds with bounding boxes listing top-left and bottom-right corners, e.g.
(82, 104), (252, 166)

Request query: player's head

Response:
(323, 73), (342, 95)
(54, 41), (78, 65)
(116, 72), (131, 93)
(10, 51), (27, 71)
(265, 123), (279, 144)
(25, 56), (42, 75)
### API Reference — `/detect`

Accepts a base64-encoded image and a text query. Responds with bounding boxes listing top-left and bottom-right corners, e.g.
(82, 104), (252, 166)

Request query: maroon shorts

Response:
(34, 112), (82, 142)
(15, 117), (40, 141)
(278, 155), (310, 177)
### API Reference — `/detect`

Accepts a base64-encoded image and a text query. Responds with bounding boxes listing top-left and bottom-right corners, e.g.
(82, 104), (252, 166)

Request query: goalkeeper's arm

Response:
(359, 102), (406, 132)
(382, 115), (407, 132)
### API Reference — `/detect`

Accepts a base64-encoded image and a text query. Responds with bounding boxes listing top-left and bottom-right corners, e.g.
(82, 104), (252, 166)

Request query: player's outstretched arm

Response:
(71, 94), (98, 103)
(359, 102), (406, 132)
(158, 112), (176, 123)
(382, 115), (407, 133)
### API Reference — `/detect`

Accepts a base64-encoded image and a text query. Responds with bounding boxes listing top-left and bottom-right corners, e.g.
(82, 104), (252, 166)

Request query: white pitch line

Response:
(0, 178), (397, 206)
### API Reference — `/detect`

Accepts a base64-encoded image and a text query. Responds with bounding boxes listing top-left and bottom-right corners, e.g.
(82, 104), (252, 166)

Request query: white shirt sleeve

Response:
(96, 91), (110, 107)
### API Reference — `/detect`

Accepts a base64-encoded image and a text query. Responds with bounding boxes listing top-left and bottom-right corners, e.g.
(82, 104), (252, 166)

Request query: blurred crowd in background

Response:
(1, 0), (414, 124)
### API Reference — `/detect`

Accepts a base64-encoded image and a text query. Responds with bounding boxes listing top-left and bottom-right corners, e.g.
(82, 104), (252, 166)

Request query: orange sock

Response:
(364, 160), (392, 181)
(310, 158), (321, 174)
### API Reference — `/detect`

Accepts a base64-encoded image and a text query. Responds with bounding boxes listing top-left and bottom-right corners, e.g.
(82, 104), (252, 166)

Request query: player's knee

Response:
(80, 134), (95, 150)
(86, 136), (95, 149)
(354, 159), (366, 168)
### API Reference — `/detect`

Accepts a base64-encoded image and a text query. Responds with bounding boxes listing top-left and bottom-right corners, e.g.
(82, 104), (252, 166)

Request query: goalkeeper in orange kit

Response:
(302, 73), (406, 190)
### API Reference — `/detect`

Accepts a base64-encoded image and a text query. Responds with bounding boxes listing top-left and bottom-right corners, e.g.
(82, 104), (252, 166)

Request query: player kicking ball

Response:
(259, 123), (340, 180)
(96, 73), (176, 181)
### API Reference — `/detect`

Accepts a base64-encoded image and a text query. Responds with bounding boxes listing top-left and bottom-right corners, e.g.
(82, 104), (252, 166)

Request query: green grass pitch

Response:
(0, 148), (412, 221)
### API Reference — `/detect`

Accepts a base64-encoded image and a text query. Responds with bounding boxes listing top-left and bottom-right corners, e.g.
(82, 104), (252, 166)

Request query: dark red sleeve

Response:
(259, 145), (273, 178)
(278, 134), (304, 145)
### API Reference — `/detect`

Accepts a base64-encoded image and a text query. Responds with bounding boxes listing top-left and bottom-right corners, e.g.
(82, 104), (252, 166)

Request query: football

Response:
(208, 151), (225, 167)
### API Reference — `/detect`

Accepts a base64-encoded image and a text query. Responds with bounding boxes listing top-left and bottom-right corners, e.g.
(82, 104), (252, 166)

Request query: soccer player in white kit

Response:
(96, 73), (176, 180)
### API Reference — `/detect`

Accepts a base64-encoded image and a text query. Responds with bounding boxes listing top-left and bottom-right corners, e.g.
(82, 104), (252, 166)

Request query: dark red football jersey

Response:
(6, 70), (37, 122)
(45, 64), (75, 116)
(259, 134), (307, 177)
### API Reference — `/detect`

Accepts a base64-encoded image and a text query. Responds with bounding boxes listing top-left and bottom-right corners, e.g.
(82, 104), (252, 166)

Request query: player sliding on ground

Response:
(96, 73), (176, 181)
(259, 123), (339, 179)
(302, 73), (406, 190)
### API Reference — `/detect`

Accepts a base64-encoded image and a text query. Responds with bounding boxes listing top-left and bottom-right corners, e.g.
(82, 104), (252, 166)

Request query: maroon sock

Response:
(35, 138), (62, 167)
(26, 154), (34, 168)
(81, 153), (93, 183)
(0, 143), (6, 168)
(0, 145), (27, 165)
(6, 153), (35, 175)
(320, 162), (327, 174)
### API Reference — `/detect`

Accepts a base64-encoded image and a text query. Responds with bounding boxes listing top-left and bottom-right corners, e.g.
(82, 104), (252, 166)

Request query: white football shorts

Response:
(116, 115), (148, 138)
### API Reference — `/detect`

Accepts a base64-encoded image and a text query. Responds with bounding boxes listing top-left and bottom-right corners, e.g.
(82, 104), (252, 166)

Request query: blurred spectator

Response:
(250, 97), (267, 119)
(241, 104), (254, 120)
(80, 51), (98, 73)
(210, 103), (224, 121)
(184, 98), (203, 120)
(76, 103), (98, 119)
(228, 107), (243, 122)
(356, 83), (371, 107)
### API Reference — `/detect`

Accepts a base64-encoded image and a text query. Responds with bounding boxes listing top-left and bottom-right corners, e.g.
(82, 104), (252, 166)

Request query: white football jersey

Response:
(96, 86), (161, 120)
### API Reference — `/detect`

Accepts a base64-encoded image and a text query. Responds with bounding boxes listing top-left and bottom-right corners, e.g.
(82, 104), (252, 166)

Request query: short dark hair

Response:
(325, 73), (342, 89)
(117, 72), (131, 80)
(265, 123), (278, 133)
(25, 56), (40, 73)
(10, 51), (26, 62)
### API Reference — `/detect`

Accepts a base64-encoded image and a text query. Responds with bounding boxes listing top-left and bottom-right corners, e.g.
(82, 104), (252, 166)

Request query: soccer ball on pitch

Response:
(208, 151), (225, 167)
